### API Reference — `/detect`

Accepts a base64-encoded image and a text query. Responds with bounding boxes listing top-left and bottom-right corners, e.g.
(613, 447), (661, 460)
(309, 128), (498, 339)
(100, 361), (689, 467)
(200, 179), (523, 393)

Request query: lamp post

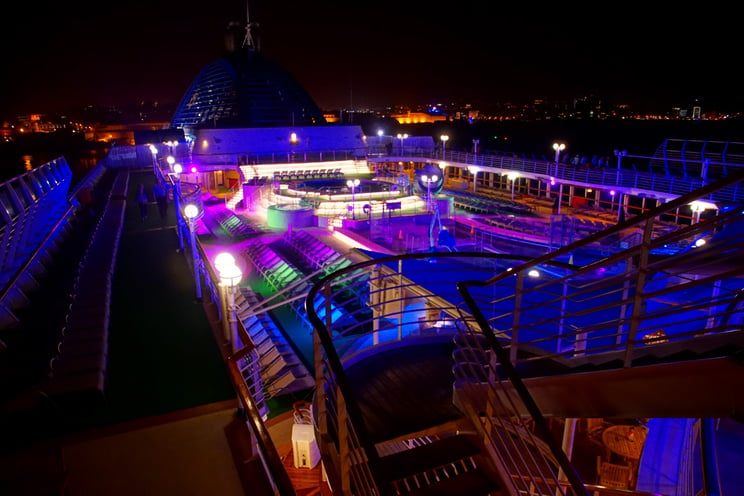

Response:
(216, 254), (243, 352)
(507, 172), (519, 201)
(346, 178), (360, 220)
(553, 142), (566, 177)
(440, 134), (449, 159)
(468, 166), (479, 193)
(472, 139), (479, 155)
(553, 142), (566, 164)
(614, 149), (627, 170)
(438, 161), (447, 181)
(421, 174), (438, 211)
(614, 149), (627, 185)
(377, 129), (384, 155)
(691, 202), (702, 224)
(173, 163), (184, 252)
(214, 252), (235, 333)
(396, 133), (408, 154)
(616, 193), (625, 222)
(189, 165), (200, 186)
(184, 203), (202, 302)
(165, 140), (177, 157)
(148, 144), (158, 175)
(214, 252), (236, 275)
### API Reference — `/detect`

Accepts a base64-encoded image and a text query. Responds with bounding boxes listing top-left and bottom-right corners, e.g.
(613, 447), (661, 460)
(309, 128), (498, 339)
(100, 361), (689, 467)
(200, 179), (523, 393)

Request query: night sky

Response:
(2, 1), (742, 118)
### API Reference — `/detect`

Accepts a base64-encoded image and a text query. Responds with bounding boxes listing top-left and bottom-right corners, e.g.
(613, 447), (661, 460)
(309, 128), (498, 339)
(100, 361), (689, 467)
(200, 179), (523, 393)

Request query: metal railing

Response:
(457, 168), (744, 370)
(226, 336), (296, 496)
(14, 143), (741, 495)
(304, 250), (590, 495)
(429, 150), (744, 204)
(302, 169), (744, 495)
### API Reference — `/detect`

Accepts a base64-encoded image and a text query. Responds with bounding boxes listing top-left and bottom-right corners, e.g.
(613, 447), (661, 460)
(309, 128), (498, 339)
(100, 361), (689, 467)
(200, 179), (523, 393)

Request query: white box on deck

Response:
(292, 423), (320, 469)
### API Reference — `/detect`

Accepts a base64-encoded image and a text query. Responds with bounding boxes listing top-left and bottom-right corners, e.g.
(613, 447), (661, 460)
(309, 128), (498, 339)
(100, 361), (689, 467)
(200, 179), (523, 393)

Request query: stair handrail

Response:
(226, 336), (297, 496)
(302, 170), (744, 495)
(304, 250), (572, 495)
(455, 287), (590, 496)
(453, 167), (744, 495)
(306, 279), (386, 496)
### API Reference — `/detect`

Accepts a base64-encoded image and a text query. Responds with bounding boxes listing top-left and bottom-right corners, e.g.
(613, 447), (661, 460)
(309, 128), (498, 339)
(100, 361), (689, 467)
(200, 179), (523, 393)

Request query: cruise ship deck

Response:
(1, 141), (744, 495)
(2, 14), (744, 492)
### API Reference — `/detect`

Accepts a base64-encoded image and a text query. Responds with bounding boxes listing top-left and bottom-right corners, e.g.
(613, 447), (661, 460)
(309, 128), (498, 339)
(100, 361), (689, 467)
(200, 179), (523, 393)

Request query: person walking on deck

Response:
(136, 183), (149, 221)
(152, 179), (168, 221)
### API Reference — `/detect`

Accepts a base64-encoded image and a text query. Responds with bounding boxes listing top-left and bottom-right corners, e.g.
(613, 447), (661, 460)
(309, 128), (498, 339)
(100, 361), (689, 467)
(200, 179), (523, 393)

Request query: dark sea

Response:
(0, 134), (108, 183)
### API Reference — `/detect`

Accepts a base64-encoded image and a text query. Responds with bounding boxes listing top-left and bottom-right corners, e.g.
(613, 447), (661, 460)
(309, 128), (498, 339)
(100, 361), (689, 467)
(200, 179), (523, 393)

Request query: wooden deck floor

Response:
(277, 442), (330, 496)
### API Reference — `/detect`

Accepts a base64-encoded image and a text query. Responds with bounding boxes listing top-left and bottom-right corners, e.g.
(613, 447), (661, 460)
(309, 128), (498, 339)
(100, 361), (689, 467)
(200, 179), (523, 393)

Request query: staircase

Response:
(303, 170), (744, 495)
(375, 433), (501, 496)
(226, 189), (244, 210)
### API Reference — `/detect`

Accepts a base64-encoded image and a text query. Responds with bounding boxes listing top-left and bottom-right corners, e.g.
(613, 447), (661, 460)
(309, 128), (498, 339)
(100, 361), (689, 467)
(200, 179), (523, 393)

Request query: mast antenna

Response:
(243, 0), (259, 50)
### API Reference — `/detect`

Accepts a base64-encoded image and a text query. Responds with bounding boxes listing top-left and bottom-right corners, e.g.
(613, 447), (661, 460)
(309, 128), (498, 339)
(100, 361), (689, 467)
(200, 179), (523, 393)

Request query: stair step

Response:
(400, 469), (499, 496)
(378, 434), (481, 482)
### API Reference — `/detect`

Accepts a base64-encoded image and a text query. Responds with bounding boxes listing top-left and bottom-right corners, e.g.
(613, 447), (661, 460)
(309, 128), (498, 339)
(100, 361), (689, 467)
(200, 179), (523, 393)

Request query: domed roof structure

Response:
(170, 21), (326, 132)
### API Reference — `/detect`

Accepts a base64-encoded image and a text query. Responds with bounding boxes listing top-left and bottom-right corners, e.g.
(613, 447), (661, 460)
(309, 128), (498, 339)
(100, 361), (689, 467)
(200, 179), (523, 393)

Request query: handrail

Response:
(456, 166), (744, 362)
(511, 474), (664, 496)
(158, 151), (743, 495)
(199, 250), (289, 493)
(472, 168), (741, 284)
(305, 272), (386, 495)
(226, 349), (297, 496)
(302, 169), (744, 494)
(9, 140), (742, 495)
(452, 169), (744, 494)
(457, 265), (590, 496)
(376, 148), (743, 204)
(304, 251), (584, 494)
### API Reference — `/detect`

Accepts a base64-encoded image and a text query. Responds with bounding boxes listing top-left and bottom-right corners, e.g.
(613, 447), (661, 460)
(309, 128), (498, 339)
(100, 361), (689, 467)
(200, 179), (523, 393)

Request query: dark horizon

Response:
(4, 117), (744, 184)
(3, 2), (743, 118)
